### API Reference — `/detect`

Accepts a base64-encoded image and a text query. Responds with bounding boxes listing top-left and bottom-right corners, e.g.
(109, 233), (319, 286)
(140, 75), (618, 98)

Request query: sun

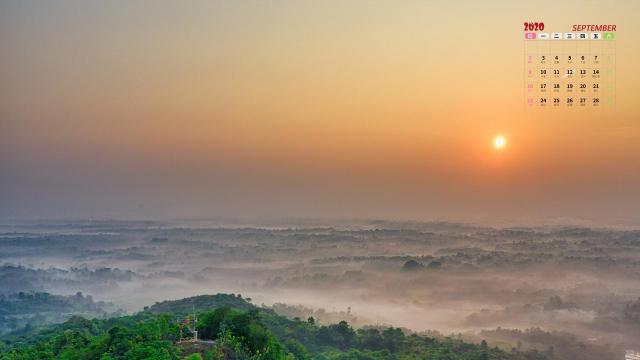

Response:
(493, 135), (507, 150)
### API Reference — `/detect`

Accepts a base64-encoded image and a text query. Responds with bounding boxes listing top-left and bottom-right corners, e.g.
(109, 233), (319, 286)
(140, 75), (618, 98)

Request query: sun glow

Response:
(493, 135), (506, 150)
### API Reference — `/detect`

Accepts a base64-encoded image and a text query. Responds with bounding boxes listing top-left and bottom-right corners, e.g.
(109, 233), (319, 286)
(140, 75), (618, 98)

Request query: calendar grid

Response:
(524, 30), (615, 108)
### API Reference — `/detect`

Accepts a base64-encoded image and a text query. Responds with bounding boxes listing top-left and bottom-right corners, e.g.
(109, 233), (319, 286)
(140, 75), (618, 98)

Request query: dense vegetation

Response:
(0, 294), (548, 360)
(0, 292), (121, 335)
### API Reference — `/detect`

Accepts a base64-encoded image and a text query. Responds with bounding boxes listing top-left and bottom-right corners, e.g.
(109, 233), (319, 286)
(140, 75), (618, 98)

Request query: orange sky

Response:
(1, 0), (639, 224)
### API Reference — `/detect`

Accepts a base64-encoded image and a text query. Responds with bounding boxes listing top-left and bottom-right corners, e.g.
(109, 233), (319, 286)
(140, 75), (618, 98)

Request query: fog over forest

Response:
(1, 219), (638, 359)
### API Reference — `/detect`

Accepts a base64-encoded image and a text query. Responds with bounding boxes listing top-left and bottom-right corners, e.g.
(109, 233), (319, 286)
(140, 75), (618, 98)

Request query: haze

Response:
(2, 0), (640, 224)
(1, 219), (639, 359)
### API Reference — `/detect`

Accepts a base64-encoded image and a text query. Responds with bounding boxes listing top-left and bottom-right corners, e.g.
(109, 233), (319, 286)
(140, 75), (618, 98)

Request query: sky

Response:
(1, 0), (639, 225)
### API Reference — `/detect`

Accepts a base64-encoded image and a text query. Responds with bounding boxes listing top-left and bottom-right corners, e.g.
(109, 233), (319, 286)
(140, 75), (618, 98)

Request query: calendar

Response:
(524, 22), (616, 108)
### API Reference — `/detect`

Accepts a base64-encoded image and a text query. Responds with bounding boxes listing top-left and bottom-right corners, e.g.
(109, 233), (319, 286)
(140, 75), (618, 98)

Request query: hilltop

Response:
(0, 293), (549, 360)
